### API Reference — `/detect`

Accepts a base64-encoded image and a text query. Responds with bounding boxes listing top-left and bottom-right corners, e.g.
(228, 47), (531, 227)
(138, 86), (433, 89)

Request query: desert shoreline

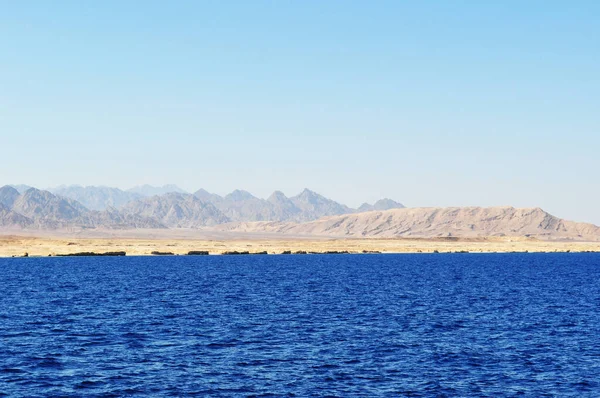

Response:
(2, 233), (600, 258)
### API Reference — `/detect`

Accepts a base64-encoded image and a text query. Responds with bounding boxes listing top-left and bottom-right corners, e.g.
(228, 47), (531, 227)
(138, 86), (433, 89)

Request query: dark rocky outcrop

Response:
(57, 251), (126, 257)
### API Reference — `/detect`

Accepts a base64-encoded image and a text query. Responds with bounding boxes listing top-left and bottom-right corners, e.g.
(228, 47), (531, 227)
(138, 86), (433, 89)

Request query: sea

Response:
(1, 253), (599, 397)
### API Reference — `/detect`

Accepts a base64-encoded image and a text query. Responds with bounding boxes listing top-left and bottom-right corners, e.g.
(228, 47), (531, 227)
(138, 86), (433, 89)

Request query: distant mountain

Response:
(358, 198), (405, 212)
(192, 188), (356, 222)
(267, 191), (302, 221)
(0, 203), (33, 228)
(0, 186), (165, 230)
(4, 184), (405, 225)
(357, 203), (372, 212)
(121, 193), (229, 228)
(11, 188), (89, 227)
(127, 184), (187, 197)
(0, 185), (20, 208)
(76, 207), (167, 229)
(50, 185), (143, 211)
(224, 189), (255, 202)
(193, 188), (224, 205)
(290, 189), (353, 221)
(1, 185), (599, 241)
(8, 184), (33, 194)
(217, 190), (278, 222)
(217, 206), (600, 241)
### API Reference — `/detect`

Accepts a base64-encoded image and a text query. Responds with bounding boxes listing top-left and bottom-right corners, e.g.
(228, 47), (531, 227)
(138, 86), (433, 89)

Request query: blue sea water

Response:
(1, 253), (599, 397)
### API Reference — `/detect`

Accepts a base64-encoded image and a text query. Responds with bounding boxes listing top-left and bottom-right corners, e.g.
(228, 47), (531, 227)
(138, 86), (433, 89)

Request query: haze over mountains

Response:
(1, 184), (599, 241)
(50, 186), (143, 211)
(0, 185), (404, 230)
(127, 184), (188, 197)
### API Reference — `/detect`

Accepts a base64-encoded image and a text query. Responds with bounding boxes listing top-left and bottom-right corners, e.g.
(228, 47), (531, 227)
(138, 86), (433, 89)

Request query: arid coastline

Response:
(2, 234), (599, 258)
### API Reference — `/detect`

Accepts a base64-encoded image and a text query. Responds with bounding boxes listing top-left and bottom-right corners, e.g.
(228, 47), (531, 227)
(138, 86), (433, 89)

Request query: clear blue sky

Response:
(1, 1), (599, 223)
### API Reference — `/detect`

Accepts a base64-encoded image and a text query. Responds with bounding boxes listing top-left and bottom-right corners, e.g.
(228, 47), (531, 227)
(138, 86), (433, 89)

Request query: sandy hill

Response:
(215, 206), (600, 241)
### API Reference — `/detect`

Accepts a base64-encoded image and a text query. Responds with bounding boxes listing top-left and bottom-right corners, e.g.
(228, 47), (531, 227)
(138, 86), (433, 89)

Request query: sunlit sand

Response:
(2, 233), (599, 257)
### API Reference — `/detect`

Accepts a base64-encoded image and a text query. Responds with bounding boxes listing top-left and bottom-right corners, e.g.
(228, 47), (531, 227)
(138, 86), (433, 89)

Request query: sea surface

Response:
(1, 253), (599, 397)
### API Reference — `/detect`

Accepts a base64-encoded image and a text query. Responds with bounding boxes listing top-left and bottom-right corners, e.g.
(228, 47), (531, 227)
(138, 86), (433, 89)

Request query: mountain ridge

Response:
(127, 184), (187, 197)
(42, 185), (400, 220)
(214, 206), (600, 241)
(50, 185), (143, 211)
(2, 185), (393, 229)
(120, 193), (229, 228)
(1, 185), (598, 241)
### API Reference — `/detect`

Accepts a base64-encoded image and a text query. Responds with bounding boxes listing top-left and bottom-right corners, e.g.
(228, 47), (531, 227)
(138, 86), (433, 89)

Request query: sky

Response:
(1, 1), (599, 223)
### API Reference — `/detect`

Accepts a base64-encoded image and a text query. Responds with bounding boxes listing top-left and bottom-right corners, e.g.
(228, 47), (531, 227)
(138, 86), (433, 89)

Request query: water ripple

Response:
(1, 253), (600, 396)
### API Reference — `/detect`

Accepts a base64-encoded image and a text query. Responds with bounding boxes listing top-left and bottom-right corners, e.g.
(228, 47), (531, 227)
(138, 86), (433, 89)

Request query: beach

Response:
(2, 233), (599, 257)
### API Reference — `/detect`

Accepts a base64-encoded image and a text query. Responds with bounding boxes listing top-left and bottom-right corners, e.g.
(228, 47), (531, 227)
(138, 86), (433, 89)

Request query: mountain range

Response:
(1, 184), (598, 241)
(49, 185), (144, 211)
(0, 185), (404, 230)
(216, 206), (600, 241)
(127, 184), (188, 197)
(190, 188), (391, 223)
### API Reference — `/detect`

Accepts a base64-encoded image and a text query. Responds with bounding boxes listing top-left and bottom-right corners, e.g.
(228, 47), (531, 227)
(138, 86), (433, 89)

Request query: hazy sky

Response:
(1, 1), (599, 223)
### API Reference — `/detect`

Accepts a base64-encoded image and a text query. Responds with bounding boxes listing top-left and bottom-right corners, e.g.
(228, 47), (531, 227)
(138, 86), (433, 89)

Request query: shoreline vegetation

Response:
(1, 235), (600, 258)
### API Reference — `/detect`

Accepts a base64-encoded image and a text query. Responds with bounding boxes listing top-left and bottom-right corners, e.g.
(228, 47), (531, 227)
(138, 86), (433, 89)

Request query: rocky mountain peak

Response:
(267, 191), (289, 203)
(194, 189), (223, 203)
(0, 184), (414, 231)
(120, 192), (230, 227)
(225, 190), (256, 202)
(358, 198), (405, 212)
(0, 185), (20, 208)
(127, 184), (187, 197)
(49, 185), (143, 211)
(290, 189), (352, 221)
(11, 188), (89, 223)
(295, 188), (319, 200)
(8, 184), (33, 194)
